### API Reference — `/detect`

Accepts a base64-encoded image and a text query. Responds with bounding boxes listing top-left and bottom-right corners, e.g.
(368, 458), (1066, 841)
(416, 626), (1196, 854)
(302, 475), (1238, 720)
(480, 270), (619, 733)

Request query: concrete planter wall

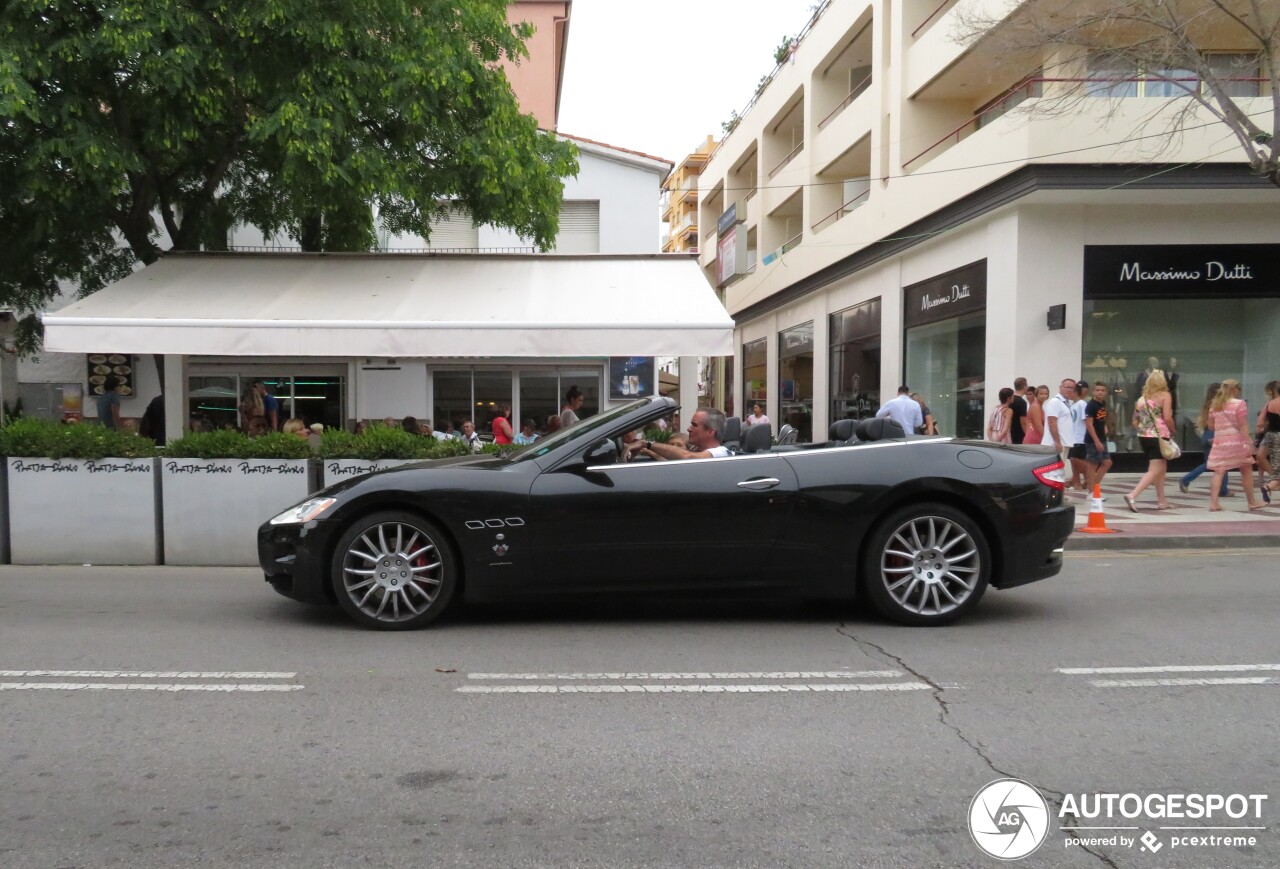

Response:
(6, 457), (159, 565)
(321, 459), (417, 487)
(162, 459), (312, 566)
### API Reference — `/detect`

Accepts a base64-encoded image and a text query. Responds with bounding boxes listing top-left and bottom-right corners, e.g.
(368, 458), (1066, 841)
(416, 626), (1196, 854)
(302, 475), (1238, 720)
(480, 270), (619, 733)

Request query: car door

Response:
(528, 450), (799, 592)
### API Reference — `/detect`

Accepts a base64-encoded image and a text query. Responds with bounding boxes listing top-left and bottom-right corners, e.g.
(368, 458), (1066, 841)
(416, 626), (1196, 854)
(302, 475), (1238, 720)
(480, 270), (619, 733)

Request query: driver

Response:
(640, 408), (731, 460)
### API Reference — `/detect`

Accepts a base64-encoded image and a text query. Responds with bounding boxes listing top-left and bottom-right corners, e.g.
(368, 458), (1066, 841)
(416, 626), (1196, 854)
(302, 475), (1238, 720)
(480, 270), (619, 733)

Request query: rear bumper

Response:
(257, 521), (334, 605)
(995, 504), (1075, 589)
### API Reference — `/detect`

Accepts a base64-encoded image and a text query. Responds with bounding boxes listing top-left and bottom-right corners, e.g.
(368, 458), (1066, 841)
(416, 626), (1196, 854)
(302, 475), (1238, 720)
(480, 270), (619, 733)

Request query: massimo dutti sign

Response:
(903, 260), (987, 329)
(1085, 245), (1280, 298)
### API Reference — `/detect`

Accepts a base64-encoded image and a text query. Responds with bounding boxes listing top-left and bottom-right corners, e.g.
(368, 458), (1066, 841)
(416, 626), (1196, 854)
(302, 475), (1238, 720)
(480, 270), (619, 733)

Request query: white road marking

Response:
(1057, 665), (1280, 675)
(466, 671), (902, 680)
(458, 682), (931, 694)
(0, 683), (304, 692)
(0, 670), (298, 679)
(1089, 677), (1275, 688)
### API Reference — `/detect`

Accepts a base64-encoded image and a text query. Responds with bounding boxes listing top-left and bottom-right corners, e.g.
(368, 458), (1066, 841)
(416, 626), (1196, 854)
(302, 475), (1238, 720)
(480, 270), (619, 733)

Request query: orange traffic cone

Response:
(1078, 482), (1119, 534)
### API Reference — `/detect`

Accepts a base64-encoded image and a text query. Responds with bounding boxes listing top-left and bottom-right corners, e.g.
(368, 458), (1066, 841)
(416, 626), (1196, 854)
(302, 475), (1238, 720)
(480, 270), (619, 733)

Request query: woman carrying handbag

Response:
(1124, 370), (1175, 512)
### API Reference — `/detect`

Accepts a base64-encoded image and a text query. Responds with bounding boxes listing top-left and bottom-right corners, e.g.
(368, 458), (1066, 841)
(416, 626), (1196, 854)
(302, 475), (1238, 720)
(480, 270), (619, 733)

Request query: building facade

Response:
(661, 135), (717, 254)
(698, 0), (1278, 460)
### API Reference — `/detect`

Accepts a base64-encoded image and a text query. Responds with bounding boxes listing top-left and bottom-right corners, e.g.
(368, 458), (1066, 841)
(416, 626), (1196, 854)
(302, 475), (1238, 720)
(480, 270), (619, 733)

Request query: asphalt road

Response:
(1, 550), (1277, 868)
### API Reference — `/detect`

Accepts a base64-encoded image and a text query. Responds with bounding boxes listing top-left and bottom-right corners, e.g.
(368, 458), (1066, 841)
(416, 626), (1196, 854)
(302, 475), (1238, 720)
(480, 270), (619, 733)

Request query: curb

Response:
(1066, 532), (1280, 551)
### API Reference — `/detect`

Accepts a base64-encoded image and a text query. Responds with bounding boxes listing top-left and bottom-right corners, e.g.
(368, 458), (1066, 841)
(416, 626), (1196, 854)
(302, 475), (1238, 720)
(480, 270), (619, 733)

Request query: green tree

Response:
(0, 0), (578, 353)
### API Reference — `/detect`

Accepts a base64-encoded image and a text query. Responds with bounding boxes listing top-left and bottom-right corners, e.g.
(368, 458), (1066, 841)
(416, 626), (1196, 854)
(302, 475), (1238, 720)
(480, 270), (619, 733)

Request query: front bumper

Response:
(995, 504), (1075, 589)
(257, 520), (335, 605)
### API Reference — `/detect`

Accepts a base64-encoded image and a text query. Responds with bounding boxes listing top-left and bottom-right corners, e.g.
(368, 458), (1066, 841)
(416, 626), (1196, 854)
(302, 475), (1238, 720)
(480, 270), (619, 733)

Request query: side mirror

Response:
(582, 437), (618, 468)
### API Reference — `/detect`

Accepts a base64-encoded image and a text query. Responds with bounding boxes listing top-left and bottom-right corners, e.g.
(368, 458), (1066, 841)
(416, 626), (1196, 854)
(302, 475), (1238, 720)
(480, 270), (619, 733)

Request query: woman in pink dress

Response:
(1023, 384), (1047, 444)
(1207, 379), (1264, 512)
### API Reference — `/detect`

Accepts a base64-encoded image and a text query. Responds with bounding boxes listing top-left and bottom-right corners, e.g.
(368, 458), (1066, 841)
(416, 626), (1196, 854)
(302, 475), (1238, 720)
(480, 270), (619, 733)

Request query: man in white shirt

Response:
(1042, 378), (1081, 482)
(875, 386), (924, 434)
(641, 408), (732, 460)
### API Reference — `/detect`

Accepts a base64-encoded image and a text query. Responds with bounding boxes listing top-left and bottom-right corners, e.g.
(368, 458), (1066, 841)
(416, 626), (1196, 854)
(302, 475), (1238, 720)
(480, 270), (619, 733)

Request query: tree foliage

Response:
(0, 0), (578, 352)
(955, 0), (1279, 186)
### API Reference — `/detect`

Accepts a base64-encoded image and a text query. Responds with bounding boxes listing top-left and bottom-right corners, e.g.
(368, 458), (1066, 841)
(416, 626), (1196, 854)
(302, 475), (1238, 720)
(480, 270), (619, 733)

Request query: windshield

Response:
(507, 398), (654, 464)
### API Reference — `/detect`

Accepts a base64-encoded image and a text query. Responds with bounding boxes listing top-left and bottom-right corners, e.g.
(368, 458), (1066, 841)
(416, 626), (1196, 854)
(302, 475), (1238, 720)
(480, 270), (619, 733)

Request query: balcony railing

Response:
(811, 187), (871, 232)
(818, 73), (874, 130)
(768, 142), (805, 178)
(911, 0), (959, 39)
(902, 74), (1265, 170)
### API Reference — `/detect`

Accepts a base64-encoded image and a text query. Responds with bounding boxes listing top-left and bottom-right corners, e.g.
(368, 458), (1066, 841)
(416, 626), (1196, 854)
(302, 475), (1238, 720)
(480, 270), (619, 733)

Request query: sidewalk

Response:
(1064, 472), (1280, 550)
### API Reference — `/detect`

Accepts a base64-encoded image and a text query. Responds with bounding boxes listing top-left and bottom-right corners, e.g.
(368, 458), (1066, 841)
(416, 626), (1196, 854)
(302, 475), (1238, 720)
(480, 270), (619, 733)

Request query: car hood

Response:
(318, 453), (510, 498)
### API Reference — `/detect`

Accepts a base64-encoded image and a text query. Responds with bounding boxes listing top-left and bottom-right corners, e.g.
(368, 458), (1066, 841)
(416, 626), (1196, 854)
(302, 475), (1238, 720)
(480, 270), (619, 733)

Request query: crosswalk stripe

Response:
(465, 671), (902, 680)
(1058, 665), (1280, 675)
(0, 682), (304, 692)
(1089, 677), (1276, 688)
(458, 682), (931, 694)
(0, 670), (298, 679)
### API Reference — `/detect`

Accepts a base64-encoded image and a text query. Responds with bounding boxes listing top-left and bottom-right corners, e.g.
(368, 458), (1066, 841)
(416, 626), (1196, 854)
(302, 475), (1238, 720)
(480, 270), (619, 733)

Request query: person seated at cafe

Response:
(460, 420), (482, 453)
(246, 416), (269, 437)
(639, 409), (730, 461)
(514, 419), (540, 445)
(282, 418), (309, 439)
(402, 416), (420, 435)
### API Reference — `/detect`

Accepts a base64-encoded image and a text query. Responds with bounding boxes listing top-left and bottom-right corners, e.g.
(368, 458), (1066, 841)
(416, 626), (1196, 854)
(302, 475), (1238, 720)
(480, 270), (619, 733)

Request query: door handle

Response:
(737, 478), (781, 490)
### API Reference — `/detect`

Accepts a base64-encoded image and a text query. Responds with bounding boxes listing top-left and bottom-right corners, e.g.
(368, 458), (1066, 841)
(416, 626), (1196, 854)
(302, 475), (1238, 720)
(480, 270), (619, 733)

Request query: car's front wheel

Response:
(330, 511), (457, 630)
(861, 503), (989, 626)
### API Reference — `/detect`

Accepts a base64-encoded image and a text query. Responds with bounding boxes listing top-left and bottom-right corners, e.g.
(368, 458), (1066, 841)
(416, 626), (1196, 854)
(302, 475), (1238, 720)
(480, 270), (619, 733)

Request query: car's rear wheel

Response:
(861, 503), (989, 626)
(330, 511), (457, 630)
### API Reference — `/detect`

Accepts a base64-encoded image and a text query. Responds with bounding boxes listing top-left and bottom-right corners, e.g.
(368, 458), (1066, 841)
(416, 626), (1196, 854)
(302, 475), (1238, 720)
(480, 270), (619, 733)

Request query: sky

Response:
(557, 0), (820, 164)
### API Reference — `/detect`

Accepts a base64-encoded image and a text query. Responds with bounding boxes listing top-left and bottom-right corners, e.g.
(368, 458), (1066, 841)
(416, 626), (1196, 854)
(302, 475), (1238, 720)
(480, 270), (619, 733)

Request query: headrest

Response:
(722, 416), (742, 444)
(829, 418), (858, 442)
(741, 422), (773, 453)
(856, 417), (905, 442)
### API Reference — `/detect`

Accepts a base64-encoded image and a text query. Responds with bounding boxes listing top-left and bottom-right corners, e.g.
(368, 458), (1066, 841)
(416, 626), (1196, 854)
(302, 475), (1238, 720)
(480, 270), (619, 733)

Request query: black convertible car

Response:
(259, 397), (1073, 630)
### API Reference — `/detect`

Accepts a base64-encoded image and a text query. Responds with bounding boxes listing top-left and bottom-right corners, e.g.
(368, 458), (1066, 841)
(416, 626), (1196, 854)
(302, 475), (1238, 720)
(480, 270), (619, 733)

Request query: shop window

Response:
(778, 322), (814, 442)
(830, 298), (882, 422)
(742, 338), (768, 411)
(435, 368), (600, 439)
(188, 374), (345, 433)
(903, 261), (987, 439)
(432, 370), (474, 436)
(473, 371), (513, 439)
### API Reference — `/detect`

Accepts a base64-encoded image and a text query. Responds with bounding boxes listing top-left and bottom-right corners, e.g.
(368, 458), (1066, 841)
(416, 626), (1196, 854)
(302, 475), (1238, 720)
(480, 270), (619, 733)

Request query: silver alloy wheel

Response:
(340, 521), (443, 624)
(878, 515), (980, 617)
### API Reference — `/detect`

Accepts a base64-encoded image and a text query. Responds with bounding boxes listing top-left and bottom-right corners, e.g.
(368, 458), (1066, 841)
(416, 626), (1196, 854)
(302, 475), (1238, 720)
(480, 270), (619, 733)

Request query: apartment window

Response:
(1206, 52), (1262, 97)
(554, 201), (601, 254)
(1086, 52), (1139, 97)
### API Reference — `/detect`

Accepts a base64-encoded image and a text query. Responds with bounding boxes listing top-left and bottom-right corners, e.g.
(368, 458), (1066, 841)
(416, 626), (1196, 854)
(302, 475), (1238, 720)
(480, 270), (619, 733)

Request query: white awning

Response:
(43, 252), (732, 357)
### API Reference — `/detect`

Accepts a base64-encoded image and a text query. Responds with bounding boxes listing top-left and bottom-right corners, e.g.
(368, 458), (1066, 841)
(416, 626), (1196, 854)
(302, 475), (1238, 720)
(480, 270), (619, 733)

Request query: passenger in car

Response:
(640, 409), (731, 461)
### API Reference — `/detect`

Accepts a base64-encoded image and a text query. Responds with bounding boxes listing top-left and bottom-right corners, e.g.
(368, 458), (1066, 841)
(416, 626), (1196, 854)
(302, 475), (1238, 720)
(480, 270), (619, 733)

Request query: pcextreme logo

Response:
(969, 778), (1051, 860)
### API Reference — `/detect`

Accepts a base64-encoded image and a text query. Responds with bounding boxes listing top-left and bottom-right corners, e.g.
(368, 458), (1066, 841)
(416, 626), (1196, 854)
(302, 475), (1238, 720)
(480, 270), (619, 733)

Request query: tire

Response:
(330, 511), (458, 630)
(860, 502), (990, 626)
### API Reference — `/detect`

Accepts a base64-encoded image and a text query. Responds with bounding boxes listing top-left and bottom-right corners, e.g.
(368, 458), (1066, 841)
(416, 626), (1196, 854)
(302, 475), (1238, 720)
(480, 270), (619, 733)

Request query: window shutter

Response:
(425, 207), (479, 249)
(554, 201), (600, 253)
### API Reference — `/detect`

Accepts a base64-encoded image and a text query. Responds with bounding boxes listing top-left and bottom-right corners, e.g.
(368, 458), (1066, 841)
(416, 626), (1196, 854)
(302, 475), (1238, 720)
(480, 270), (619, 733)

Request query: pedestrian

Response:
(492, 402), (514, 444)
(874, 385), (923, 434)
(1069, 380), (1091, 490)
(253, 380), (280, 431)
(138, 393), (165, 444)
(1254, 380), (1279, 502)
(1042, 378), (1079, 485)
(910, 393), (937, 435)
(986, 388), (1013, 444)
(745, 402), (770, 427)
(1008, 377), (1030, 444)
(1124, 369), (1175, 512)
(1179, 383), (1231, 499)
(560, 385), (584, 428)
(1023, 384), (1047, 445)
(1083, 381), (1113, 491)
(95, 374), (124, 429)
(1206, 380), (1264, 512)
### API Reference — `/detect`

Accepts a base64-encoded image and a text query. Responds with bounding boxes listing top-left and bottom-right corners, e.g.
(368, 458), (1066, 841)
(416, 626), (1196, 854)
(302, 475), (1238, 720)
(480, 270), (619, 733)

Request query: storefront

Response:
(903, 261), (987, 439)
(777, 321), (814, 441)
(1082, 244), (1280, 459)
(742, 338), (767, 410)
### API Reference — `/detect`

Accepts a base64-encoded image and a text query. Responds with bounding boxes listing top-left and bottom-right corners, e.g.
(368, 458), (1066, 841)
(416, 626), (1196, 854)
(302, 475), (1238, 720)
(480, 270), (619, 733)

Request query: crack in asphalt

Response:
(836, 624), (1121, 869)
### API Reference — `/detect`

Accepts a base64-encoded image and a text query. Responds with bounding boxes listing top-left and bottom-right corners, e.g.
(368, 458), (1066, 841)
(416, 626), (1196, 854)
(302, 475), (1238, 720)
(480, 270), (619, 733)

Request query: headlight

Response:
(269, 497), (337, 525)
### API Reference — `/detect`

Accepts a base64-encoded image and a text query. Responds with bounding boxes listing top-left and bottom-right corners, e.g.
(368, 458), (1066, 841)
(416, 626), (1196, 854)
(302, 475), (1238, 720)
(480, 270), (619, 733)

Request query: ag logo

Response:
(968, 778), (1051, 860)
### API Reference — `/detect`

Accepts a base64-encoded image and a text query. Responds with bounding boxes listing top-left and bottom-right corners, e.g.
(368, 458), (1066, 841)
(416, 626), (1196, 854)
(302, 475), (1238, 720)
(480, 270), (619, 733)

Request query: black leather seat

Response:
(722, 416), (742, 452)
(829, 418), (858, 443)
(741, 422), (773, 453)
(856, 417), (906, 442)
(777, 424), (798, 445)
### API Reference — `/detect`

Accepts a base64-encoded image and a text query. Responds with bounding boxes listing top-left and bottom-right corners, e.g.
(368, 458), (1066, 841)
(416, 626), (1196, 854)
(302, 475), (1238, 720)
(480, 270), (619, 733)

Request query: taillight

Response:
(1033, 460), (1065, 490)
